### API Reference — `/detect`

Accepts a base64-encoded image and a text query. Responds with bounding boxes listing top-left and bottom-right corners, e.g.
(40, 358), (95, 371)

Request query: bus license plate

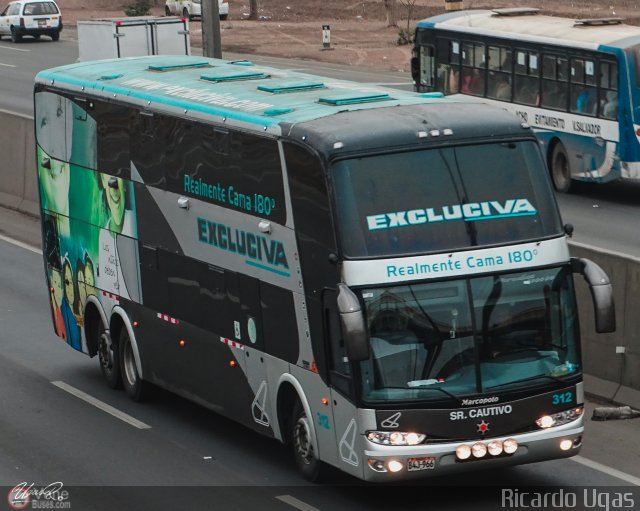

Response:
(407, 457), (435, 471)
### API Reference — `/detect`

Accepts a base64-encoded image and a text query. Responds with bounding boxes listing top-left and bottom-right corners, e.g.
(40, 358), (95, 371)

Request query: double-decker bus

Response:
(35, 55), (614, 481)
(412, 7), (640, 192)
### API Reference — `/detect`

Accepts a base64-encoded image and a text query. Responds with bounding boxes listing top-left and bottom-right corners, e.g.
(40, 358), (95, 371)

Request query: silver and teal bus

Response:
(35, 55), (614, 481)
(413, 8), (640, 192)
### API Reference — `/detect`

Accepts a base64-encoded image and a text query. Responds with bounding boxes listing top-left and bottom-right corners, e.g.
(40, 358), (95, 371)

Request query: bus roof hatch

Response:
(574, 17), (624, 26)
(491, 7), (540, 17)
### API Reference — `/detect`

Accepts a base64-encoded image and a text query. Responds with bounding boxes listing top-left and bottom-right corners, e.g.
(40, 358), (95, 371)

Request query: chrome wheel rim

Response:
(294, 414), (314, 465)
(98, 332), (114, 371)
(123, 340), (137, 387)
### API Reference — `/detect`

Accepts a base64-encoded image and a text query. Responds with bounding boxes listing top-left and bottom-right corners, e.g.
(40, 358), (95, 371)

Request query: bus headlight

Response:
(366, 431), (426, 446)
(536, 407), (583, 429)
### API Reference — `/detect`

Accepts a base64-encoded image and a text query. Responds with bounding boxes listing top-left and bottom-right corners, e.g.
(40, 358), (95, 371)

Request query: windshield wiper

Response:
(486, 373), (569, 391)
(394, 384), (462, 404)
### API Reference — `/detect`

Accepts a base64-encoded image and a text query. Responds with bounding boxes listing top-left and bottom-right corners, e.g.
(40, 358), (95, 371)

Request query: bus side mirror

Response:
(337, 283), (369, 362)
(571, 257), (616, 333)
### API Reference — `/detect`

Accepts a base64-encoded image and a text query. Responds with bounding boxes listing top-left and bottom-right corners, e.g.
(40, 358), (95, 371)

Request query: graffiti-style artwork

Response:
(35, 92), (138, 352)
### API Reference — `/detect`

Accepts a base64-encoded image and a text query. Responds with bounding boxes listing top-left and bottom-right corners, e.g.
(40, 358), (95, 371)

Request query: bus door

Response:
(323, 288), (364, 478)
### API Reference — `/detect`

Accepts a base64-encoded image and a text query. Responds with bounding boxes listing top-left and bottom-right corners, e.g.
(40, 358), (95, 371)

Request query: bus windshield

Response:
(332, 141), (562, 258)
(358, 267), (580, 403)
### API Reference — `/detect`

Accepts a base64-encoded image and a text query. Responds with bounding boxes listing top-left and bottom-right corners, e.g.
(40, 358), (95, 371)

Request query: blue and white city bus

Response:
(412, 7), (640, 192)
(35, 55), (614, 481)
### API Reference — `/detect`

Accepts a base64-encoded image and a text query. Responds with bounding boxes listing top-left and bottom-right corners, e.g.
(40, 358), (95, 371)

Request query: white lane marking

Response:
(0, 233), (42, 254)
(0, 62), (16, 68)
(0, 44), (30, 52)
(570, 455), (640, 486)
(275, 495), (321, 511)
(51, 381), (152, 430)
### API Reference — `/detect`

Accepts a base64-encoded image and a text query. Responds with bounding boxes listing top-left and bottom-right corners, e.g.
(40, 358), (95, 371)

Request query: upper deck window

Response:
(332, 141), (562, 258)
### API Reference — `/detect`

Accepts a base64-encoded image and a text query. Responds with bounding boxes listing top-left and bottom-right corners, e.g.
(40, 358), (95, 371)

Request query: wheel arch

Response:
(109, 306), (143, 379)
(83, 295), (108, 357)
(276, 375), (318, 454)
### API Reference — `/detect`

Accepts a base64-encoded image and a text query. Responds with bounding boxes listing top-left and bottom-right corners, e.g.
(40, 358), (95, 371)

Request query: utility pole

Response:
(202, 0), (222, 58)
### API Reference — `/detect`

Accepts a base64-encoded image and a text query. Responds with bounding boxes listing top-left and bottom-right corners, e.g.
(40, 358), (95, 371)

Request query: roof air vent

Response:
(258, 82), (326, 94)
(148, 62), (210, 72)
(492, 8), (540, 17)
(318, 92), (393, 106)
(200, 70), (270, 82)
(574, 17), (624, 26)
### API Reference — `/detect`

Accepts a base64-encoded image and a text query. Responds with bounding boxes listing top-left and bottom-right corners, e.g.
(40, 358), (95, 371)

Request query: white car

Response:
(0, 0), (62, 42)
(165, 0), (229, 20)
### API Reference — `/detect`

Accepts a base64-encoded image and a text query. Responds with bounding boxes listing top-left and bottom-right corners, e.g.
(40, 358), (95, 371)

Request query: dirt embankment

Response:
(57, 0), (640, 72)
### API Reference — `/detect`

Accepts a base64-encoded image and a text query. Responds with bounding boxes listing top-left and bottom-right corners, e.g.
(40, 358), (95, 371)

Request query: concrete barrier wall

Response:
(0, 109), (38, 216)
(0, 110), (638, 405)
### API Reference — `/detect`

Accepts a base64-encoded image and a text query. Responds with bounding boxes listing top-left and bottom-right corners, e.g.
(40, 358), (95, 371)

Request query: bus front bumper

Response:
(361, 417), (583, 481)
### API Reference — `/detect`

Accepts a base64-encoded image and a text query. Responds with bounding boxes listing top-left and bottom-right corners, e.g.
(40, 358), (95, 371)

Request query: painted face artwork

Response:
(84, 256), (95, 289)
(101, 173), (126, 233)
(63, 260), (75, 305)
(77, 263), (87, 307)
(50, 268), (63, 307)
(41, 158), (71, 216)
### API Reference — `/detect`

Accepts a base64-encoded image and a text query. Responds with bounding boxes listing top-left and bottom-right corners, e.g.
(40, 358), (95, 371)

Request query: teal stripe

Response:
(245, 260), (291, 277)
(464, 212), (538, 221)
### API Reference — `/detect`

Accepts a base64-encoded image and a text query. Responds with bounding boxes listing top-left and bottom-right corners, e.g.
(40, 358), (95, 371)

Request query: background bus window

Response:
(570, 58), (597, 116)
(514, 50), (540, 106)
(436, 38), (460, 94)
(541, 55), (568, 111)
(599, 60), (618, 120)
(419, 45), (435, 87)
(461, 42), (485, 96)
(487, 46), (512, 101)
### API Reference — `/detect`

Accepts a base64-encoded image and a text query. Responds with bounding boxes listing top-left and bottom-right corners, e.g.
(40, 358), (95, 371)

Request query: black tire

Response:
(33, 34), (40, 40)
(165, 5), (171, 16)
(50, 30), (59, 41)
(119, 327), (149, 402)
(98, 329), (122, 389)
(183, 7), (190, 19)
(220, 14), (228, 20)
(10, 26), (22, 43)
(291, 399), (326, 482)
(550, 142), (572, 193)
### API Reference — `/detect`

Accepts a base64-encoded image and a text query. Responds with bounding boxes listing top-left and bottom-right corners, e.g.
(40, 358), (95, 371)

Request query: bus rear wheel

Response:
(291, 399), (326, 482)
(119, 328), (149, 401)
(550, 142), (572, 193)
(98, 330), (121, 389)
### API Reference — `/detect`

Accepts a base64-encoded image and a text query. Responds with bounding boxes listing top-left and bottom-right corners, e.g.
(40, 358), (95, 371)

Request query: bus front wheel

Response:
(550, 142), (572, 193)
(119, 328), (149, 402)
(291, 399), (326, 482)
(98, 330), (121, 389)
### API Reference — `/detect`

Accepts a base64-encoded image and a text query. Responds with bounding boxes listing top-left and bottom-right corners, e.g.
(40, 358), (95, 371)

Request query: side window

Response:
(541, 54), (568, 111)
(514, 50), (540, 106)
(461, 41), (486, 96)
(90, 101), (131, 178)
(599, 60), (618, 120)
(436, 39), (461, 95)
(570, 58), (597, 116)
(487, 46), (512, 101)
(35, 91), (69, 162)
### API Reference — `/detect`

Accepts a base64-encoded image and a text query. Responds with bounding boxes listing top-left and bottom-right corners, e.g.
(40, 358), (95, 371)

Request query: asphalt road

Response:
(0, 222), (639, 510)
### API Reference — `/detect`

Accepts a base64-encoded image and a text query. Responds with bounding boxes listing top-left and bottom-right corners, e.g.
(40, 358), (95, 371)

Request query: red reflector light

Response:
(133, 321), (139, 328)
(181, 17), (187, 22)
(179, 339), (185, 348)
(636, 128), (640, 137)
(229, 360), (236, 367)
(116, 21), (121, 26)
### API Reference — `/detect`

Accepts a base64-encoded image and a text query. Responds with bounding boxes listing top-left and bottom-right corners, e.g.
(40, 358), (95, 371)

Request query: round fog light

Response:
(560, 439), (573, 451)
(472, 442), (487, 458)
(456, 444), (471, 460)
(387, 460), (404, 473)
(487, 441), (503, 456)
(503, 438), (518, 454)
